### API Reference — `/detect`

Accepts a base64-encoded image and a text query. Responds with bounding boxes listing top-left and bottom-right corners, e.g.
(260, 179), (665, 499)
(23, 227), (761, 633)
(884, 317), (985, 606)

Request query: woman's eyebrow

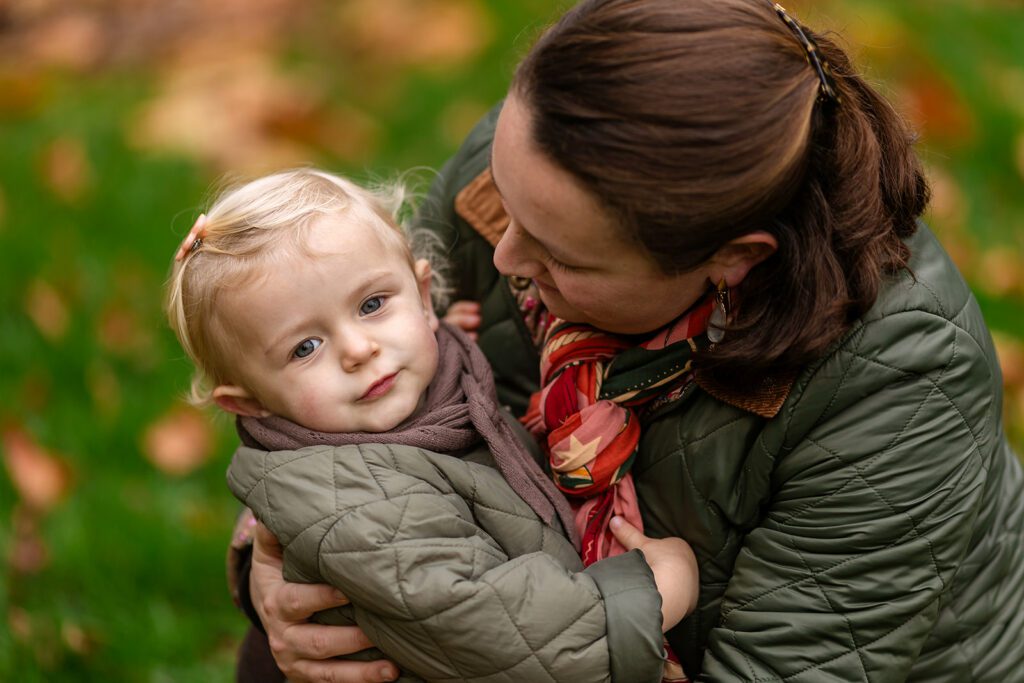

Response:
(488, 154), (504, 198)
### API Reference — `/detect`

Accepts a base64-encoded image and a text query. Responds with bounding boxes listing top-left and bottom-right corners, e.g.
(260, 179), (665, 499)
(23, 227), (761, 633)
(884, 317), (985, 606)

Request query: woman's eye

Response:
(548, 256), (579, 273)
(360, 296), (385, 315)
(292, 338), (321, 359)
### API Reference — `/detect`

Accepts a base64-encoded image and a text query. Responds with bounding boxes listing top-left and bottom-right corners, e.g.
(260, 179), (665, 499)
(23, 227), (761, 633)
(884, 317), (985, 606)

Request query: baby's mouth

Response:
(359, 372), (398, 401)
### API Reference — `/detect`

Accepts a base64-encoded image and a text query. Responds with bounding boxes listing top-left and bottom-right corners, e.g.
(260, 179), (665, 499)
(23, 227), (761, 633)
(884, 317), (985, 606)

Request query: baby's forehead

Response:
(221, 213), (414, 299)
(303, 212), (412, 262)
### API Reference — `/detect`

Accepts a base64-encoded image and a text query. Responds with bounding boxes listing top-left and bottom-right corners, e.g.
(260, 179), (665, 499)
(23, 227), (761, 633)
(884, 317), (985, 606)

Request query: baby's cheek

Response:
(291, 383), (335, 429)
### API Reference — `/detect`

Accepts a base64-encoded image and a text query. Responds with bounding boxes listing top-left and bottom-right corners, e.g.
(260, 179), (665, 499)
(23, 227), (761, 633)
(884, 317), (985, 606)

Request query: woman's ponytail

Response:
(514, 0), (931, 374)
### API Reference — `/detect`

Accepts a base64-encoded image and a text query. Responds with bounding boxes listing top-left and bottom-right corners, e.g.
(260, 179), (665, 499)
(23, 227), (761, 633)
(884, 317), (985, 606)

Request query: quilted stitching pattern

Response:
(629, 230), (1024, 682)
(227, 440), (666, 682)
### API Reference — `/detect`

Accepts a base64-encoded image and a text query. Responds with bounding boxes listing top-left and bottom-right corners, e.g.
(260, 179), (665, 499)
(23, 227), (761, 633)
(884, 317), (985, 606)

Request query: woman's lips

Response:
(359, 372), (398, 401)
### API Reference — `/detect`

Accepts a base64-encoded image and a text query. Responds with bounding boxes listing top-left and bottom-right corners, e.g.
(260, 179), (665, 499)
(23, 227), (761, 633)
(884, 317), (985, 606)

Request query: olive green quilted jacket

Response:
(226, 429), (666, 682)
(416, 104), (1024, 682)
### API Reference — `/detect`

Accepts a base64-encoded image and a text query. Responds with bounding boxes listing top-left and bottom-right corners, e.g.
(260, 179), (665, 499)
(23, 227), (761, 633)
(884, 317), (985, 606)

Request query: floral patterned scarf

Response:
(523, 289), (720, 564)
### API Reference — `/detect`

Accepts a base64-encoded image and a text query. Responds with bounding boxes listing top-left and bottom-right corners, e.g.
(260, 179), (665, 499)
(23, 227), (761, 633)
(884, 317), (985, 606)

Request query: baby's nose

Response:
(339, 331), (380, 372)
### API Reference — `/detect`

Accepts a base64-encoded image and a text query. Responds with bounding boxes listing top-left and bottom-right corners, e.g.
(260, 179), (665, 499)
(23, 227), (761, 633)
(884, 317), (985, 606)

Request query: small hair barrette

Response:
(773, 3), (841, 105)
(175, 214), (208, 262)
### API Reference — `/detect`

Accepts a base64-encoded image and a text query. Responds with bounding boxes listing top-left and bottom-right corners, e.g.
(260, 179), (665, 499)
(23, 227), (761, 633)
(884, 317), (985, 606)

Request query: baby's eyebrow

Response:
(265, 320), (312, 358)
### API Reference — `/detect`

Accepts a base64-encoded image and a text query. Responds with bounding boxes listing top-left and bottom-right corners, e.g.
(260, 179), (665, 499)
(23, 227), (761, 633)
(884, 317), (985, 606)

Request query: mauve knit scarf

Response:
(237, 322), (579, 549)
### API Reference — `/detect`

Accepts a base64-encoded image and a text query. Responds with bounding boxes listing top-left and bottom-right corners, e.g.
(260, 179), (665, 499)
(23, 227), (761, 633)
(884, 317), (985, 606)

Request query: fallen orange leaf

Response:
(336, 0), (493, 70)
(10, 533), (49, 575)
(39, 136), (93, 204)
(24, 11), (104, 72)
(1, 428), (72, 511)
(129, 54), (325, 173)
(24, 278), (69, 342)
(10, 506), (49, 575)
(925, 165), (966, 230)
(97, 304), (153, 357)
(994, 332), (1024, 389)
(977, 247), (1022, 298)
(87, 360), (122, 418)
(0, 69), (49, 116)
(61, 621), (97, 656)
(1016, 386), (1024, 434)
(7, 607), (33, 644)
(142, 406), (215, 477)
(899, 66), (975, 148)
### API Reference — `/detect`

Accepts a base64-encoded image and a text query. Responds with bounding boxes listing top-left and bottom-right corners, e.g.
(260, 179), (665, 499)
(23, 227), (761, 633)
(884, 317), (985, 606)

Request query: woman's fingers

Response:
(289, 658), (399, 683)
(272, 623), (397, 683)
(446, 300), (480, 316)
(281, 622), (374, 661)
(271, 581), (350, 622)
(443, 300), (482, 337)
(253, 521), (285, 560)
(251, 522), (348, 622)
(248, 521), (382, 678)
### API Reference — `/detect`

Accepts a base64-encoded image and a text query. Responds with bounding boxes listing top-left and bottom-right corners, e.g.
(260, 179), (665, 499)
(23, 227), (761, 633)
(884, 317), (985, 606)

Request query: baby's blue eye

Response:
(360, 296), (384, 315)
(293, 338), (321, 358)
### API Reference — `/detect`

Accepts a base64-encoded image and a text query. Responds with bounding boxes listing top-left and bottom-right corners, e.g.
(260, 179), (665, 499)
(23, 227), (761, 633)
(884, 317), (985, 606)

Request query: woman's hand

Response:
(251, 523), (400, 683)
(610, 516), (699, 632)
(443, 300), (482, 340)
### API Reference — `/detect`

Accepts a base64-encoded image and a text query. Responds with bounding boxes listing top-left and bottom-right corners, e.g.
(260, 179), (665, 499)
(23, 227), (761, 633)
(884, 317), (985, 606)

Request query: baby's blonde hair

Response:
(165, 168), (443, 406)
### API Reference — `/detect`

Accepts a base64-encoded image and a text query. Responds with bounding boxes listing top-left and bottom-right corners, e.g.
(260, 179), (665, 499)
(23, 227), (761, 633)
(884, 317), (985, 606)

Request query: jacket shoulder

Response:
(867, 225), (978, 327)
(778, 224), (1002, 457)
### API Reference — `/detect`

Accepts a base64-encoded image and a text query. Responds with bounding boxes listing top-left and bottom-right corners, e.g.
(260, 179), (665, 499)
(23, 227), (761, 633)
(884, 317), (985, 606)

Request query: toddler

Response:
(165, 169), (693, 682)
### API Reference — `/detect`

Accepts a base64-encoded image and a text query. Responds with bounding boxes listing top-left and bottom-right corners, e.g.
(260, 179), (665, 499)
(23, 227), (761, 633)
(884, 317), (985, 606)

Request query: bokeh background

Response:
(0, 0), (1021, 679)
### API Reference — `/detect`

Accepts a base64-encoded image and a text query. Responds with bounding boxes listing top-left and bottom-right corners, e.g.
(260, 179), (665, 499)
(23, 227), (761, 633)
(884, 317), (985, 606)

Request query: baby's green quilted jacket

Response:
(227, 433), (667, 683)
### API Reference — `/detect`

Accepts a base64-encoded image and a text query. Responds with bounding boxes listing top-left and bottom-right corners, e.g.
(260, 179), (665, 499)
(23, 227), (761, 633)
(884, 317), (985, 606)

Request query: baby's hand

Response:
(610, 516), (698, 632)
(443, 300), (482, 340)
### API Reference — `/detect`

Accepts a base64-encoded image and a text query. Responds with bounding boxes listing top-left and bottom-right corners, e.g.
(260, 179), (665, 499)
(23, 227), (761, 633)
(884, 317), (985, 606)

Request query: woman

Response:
(236, 0), (1024, 680)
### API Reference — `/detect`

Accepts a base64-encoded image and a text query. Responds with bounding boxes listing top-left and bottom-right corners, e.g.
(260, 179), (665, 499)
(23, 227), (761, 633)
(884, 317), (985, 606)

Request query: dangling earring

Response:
(707, 278), (730, 344)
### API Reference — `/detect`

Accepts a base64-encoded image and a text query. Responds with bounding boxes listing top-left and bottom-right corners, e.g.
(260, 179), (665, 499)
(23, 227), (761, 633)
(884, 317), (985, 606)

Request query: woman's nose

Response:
(339, 330), (380, 372)
(493, 220), (544, 279)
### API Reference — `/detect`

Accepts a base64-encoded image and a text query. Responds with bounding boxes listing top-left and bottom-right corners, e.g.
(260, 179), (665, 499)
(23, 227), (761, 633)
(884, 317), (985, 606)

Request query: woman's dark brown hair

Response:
(512, 0), (930, 374)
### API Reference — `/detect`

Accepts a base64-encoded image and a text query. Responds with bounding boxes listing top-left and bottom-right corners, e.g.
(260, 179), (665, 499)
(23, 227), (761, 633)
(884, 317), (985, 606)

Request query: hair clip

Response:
(175, 214), (208, 262)
(773, 3), (841, 105)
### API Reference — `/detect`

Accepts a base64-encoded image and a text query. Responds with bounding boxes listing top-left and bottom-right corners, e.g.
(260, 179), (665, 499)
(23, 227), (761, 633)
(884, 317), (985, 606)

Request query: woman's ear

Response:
(712, 232), (778, 286)
(414, 258), (440, 332)
(212, 385), (272, 418)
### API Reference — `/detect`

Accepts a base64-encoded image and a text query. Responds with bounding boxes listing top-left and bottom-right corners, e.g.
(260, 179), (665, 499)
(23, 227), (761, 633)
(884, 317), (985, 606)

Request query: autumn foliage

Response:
(0, 0), (1021, 679)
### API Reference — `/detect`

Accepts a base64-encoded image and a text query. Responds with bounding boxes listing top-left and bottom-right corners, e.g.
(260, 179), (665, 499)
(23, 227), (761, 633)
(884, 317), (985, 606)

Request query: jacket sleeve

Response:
(700, 309), (994, 682)
(227, 442), (665, 683)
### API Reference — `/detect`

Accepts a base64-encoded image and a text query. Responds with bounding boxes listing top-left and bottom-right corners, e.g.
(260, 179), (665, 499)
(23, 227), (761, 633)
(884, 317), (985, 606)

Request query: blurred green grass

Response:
(0, 1), (1021, 680)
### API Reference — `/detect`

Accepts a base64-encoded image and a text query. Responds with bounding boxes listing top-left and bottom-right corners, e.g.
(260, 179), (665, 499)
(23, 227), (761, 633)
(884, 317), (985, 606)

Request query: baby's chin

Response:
(293, 393), (430, 434)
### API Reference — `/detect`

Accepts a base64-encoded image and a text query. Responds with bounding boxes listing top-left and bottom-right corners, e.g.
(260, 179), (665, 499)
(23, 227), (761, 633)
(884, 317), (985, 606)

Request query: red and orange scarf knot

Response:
(523, 290), (719, 564)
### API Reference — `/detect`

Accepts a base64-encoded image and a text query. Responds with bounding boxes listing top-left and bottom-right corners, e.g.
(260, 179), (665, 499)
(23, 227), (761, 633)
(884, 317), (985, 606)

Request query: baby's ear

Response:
(414, 259), (440, 332)
(212, 385), (272, 418)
